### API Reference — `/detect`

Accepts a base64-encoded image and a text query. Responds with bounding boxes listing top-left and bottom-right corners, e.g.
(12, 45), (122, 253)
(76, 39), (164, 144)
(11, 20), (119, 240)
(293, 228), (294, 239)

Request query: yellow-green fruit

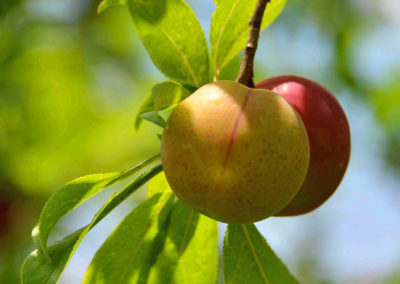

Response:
(161, 81), (310, 223)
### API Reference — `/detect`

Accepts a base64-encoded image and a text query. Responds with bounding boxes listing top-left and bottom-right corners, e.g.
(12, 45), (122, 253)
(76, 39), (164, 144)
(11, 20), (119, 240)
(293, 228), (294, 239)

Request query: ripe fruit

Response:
(256, 75), (351, 216)
(161, 81), (310, 223)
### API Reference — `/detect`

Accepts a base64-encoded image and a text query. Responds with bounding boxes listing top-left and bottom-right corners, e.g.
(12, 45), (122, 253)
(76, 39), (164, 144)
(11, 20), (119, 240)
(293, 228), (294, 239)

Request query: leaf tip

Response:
(31, 224), (50, 260)
(97, 1), (106, 14)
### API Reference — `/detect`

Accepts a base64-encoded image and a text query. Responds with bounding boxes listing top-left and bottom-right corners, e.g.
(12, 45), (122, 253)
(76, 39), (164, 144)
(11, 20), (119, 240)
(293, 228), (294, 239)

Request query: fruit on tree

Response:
(161, 81), (310, 223)
(256, 75), (351, 216)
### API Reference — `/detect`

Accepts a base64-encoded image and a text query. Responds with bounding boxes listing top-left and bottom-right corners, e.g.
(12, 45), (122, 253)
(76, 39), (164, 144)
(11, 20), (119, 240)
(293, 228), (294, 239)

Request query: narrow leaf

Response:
(127, 0), (210, 87)
(148, 200), (218, 284)
(21, 164), (163, 284)
(135, 81), (190, 130)
(83, 190), (174, 284)
(37, 154), (160, 257)
(224, 224), (299, 284)
(210, 0), (287, 76)
(97, 0), (126, 14)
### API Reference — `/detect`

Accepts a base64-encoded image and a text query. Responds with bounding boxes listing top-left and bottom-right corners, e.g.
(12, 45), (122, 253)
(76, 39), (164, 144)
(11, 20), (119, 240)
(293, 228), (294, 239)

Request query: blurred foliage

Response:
(0, 3), (161, 197)
(0, 0), (22, 17)
(0, 0), (399, 283)
(0, 1), (162, 282)
(289, 0), (400, 172)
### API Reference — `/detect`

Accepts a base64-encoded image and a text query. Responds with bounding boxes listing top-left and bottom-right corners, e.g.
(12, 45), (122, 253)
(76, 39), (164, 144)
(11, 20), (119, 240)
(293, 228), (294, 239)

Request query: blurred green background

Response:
(0, 0), (399, 283)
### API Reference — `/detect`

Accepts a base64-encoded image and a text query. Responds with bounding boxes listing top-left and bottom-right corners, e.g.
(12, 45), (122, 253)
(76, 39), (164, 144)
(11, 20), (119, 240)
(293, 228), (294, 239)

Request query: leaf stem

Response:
(236, 0), (270, 88)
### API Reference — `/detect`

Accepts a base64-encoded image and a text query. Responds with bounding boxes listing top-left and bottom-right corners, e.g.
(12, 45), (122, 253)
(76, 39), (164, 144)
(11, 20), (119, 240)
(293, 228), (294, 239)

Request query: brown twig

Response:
(236, 0), (270, 88)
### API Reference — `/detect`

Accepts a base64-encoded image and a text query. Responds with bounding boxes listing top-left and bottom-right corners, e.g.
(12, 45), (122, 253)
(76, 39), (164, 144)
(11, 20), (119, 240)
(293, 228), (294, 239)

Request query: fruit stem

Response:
(236, 0), (270, 88)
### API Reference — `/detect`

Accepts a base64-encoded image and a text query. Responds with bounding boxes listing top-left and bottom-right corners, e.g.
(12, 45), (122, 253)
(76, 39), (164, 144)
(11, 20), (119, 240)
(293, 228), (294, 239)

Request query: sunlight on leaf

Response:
(148, 171), (172, 197)
(82, 190), (174, 283)
(97, 0), (126, 14)
(148, 200), (218, 284)
(211, 0), (287, 77)
(127, 0), (210, 87)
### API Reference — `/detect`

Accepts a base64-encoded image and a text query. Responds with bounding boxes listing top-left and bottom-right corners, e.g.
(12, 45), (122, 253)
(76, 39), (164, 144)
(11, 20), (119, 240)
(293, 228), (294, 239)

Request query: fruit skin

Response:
(161, 81), (310, 223)
(256, 75), (351, 216)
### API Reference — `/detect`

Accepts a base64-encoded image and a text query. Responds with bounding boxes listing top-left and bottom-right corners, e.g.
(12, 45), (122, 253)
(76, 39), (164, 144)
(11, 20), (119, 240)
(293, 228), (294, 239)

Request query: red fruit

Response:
(256, 75), (351, 216)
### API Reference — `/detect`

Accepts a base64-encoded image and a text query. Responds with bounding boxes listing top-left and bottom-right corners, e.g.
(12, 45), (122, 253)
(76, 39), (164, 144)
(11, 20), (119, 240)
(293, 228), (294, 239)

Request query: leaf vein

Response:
(135, 8), (201, 87)
(241, 224), (270, 284)
(159, 25), (200, 87)
(213, 0), (240, 76)
(178, 209), (195, 256)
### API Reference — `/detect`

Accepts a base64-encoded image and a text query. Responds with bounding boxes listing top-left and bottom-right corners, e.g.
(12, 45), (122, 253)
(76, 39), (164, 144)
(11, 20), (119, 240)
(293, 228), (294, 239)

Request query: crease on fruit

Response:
(222, 89), (251, 172)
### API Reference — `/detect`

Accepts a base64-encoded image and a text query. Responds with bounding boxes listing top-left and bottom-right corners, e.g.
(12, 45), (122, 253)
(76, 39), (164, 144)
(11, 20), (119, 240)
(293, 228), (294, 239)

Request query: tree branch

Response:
(236, 0), (270, 88)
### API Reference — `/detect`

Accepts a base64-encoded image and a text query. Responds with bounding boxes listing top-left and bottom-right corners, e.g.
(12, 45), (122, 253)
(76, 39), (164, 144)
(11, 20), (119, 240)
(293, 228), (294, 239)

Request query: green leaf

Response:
(140, 111), (167, 128)
(135, 81), (190, 130)
(148, 200), (219, 284)
(21, 229), (84, 284)
(210, 0), (287, 77)
(147, 171), (171, 197)
(97, 0), (126, 14)
(127, 0), (210, 87)
(135, 92), (156, 130)
(82, 190), (174, 284)
(224, 224), (299, 284)
(152, 81), (191, 111)
(37, 173), (115, 257)
(21, 164), (163, 284)
(36, 153), (160, 257)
